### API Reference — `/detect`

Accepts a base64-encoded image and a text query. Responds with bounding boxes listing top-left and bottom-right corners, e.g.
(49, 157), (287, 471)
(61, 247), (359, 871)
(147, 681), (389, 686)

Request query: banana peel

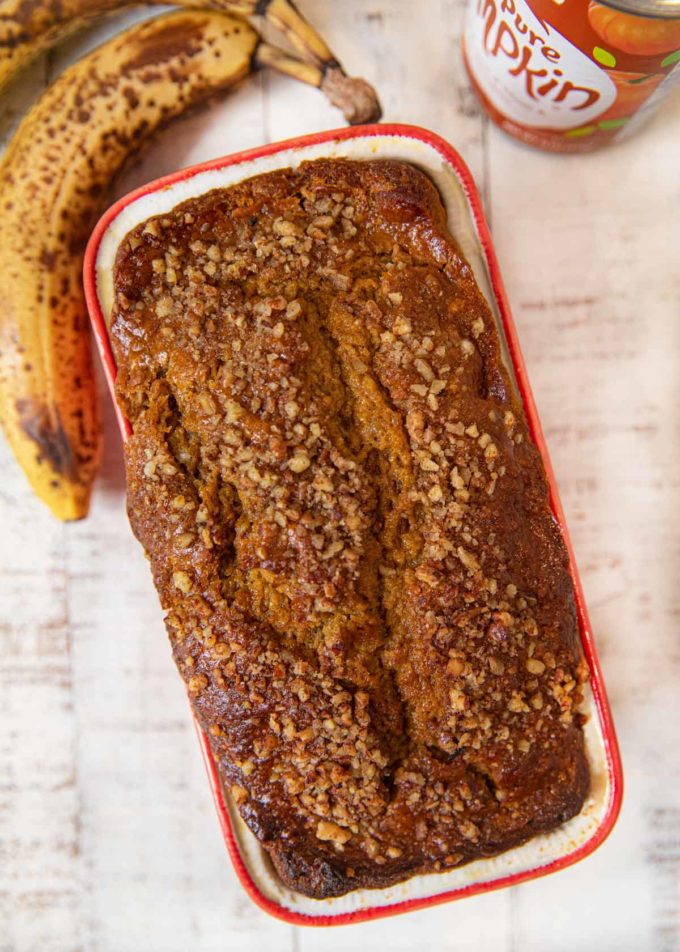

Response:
(0, 0), (382, 123)
(0, 8), (381, 521)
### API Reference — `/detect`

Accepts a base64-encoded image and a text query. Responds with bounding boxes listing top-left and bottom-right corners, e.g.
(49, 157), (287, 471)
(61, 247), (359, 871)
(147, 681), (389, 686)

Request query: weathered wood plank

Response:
(486, 94), (680, 952)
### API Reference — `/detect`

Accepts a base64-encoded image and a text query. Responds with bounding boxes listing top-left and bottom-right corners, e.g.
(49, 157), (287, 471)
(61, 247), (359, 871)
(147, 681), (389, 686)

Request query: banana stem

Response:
(255, 40), (381, 124)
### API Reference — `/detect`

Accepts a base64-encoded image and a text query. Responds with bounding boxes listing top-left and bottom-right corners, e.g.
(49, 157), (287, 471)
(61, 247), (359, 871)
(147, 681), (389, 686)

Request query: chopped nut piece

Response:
(156, 297), (173, 318)
(321, 540), (344, 560)
(459, 819), (479, 841)
(231, 784), (249, 805)
(316, 821), (351, 845)
(449, 688), (467, 712)
(288, 452), (311, 473)
(273, 218), (299, 237)
(507, 693), (529, 713)
(526, 658), (546, 675)
(414, 358), (435, 382)
(187, 673), (207, 694)
(450, 467), (465, 490)
(172, 571), (192, 593)
(457, 546), (480, 573)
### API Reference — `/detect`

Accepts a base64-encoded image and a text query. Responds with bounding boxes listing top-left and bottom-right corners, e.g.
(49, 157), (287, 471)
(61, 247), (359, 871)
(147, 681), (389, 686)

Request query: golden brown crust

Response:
(111, 159), (589, 899)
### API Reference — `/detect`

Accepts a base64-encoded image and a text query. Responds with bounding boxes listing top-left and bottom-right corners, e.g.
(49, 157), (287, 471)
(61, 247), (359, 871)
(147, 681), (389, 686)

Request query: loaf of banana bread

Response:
(111, 158), (589, 899)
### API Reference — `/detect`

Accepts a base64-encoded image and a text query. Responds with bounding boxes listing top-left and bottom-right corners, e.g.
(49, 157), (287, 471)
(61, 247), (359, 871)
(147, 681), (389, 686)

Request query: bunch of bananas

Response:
(0, 0), (381, 521)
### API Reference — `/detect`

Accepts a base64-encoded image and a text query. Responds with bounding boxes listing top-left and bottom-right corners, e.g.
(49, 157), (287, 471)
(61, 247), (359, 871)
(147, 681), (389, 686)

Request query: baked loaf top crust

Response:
(112, 159), (589, 899)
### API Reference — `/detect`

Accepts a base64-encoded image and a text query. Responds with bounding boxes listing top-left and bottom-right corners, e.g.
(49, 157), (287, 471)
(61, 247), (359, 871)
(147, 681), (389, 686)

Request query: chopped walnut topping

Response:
(231, 784), (249, 805)
(172, 571), (192, 593)
(414, 358), (435, 382)
(316, 821), (351, 845)
(449, 688), (467, 712)
(457, 546), (480, 574)
(113, 159), (589, 898)
(288, 452), (311, 473)
(156, 297), (173, 318)
(187, 674), (207, 695)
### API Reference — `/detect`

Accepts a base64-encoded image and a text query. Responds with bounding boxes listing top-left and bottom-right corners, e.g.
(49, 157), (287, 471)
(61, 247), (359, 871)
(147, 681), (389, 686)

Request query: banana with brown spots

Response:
(0, 0), (381, 123)
(0, 9), (380, 520)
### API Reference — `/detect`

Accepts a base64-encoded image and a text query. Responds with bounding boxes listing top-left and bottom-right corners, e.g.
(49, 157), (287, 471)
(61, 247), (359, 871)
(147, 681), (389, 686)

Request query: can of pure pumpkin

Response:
(462, 0), (680, 151)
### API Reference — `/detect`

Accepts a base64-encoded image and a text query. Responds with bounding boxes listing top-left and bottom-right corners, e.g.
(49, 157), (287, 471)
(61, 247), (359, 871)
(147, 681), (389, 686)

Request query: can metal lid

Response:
(595, 0), (680, 19)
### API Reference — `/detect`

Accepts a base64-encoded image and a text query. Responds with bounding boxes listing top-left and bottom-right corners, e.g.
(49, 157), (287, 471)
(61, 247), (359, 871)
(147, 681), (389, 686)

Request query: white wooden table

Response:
(1, 2), (679, 950)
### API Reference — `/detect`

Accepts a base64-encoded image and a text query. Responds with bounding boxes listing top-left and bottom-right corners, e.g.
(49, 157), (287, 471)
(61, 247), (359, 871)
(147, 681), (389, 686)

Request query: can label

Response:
(464, 0), (680, 150)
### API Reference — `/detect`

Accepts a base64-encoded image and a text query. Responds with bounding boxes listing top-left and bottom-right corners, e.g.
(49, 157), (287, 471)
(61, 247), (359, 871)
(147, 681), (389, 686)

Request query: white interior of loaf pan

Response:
(95, 131), (615, 919)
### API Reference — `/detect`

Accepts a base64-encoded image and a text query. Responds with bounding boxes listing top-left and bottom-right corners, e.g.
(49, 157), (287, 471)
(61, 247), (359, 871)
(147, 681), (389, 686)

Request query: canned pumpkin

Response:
(463, 0), (680, 151)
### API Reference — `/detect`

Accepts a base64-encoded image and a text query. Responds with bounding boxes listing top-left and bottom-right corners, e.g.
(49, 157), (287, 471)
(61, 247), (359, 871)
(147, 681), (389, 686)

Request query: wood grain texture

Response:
(0, 1), (678, 949)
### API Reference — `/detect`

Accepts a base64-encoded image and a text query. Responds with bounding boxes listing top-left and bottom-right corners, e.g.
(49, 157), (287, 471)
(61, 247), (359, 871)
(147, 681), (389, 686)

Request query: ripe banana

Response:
(0, 9), (372, 521)
(0, 0), (381, 123)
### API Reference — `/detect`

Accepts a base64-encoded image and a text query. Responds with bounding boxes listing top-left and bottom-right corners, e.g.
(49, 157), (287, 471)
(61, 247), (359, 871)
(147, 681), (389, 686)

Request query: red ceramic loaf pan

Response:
(83, 124), (623, 926)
